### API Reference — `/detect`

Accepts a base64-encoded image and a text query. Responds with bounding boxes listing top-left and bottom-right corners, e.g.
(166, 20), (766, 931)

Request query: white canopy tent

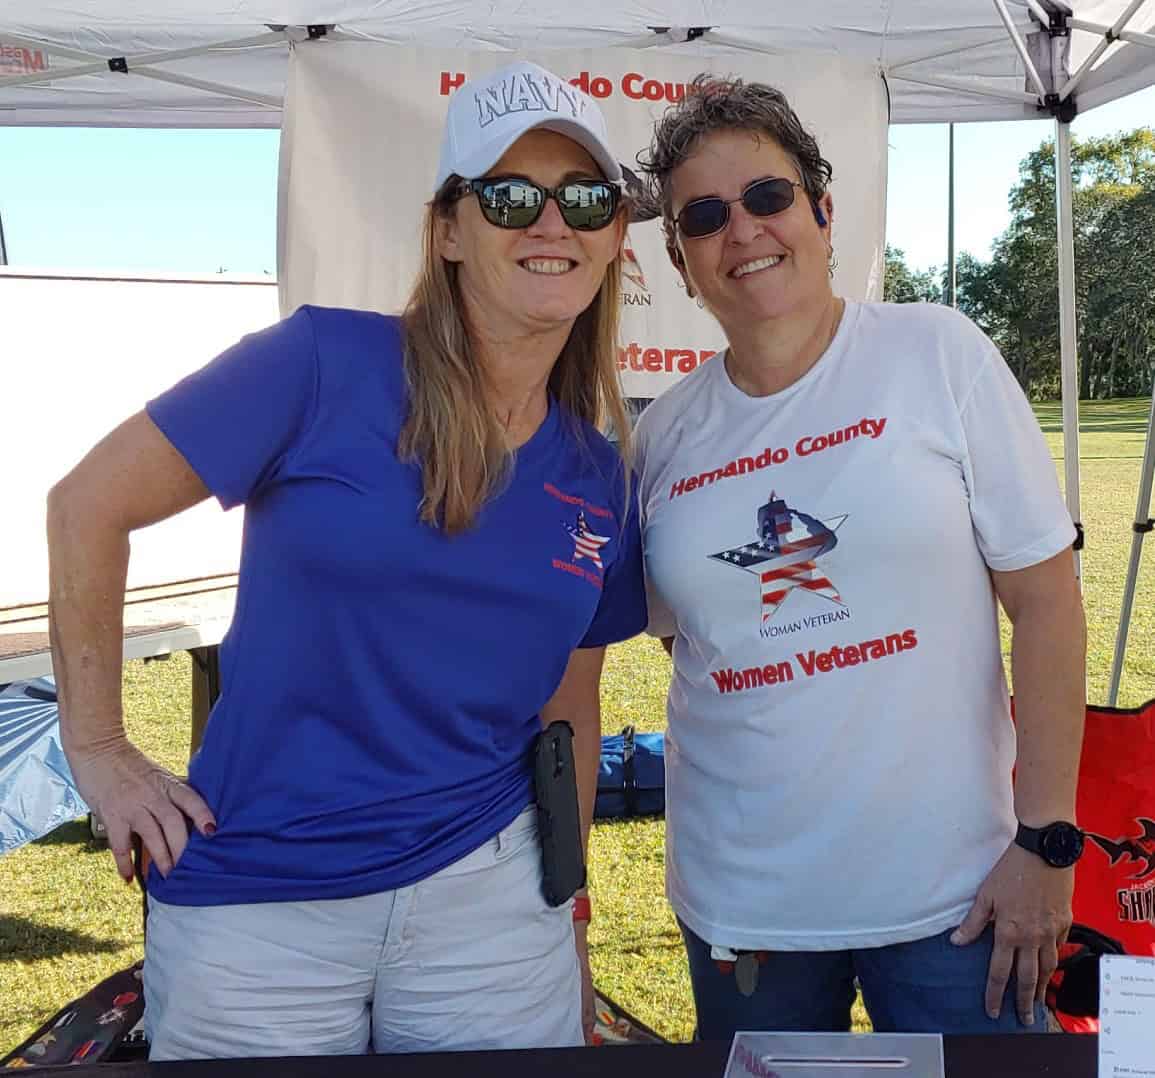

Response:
(2, 1), (1154, 689)
(0, 3), (1153, 125)
(4, 2), (1155, 519)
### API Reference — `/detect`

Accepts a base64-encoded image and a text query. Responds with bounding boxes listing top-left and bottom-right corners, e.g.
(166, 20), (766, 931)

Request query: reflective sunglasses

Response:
(676, 176), (804, 239)
(455, 175), (620, 232)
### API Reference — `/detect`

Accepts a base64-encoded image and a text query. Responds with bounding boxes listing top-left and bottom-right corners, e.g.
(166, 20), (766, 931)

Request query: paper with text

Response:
(1100, 954), (1155, 1077)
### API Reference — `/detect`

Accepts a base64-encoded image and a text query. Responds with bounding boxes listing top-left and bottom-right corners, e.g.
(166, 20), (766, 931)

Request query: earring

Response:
(827, 245), (838, 279)
(695, 296), (705, 309)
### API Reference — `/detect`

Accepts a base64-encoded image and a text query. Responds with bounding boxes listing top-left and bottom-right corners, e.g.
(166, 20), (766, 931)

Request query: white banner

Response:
(279, 43), (889, 399)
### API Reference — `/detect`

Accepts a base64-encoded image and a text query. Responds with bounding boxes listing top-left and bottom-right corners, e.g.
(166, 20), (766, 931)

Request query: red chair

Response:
(1048, 697), (1155, 1032)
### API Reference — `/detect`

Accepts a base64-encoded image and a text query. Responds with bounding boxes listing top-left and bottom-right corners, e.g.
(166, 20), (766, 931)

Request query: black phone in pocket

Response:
(534, 720), (586, 907)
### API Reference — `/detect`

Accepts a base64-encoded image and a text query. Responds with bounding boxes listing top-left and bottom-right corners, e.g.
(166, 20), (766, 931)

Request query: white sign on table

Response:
(1100, 954), (1155, 1077)
(723, 1032), (944, 1078)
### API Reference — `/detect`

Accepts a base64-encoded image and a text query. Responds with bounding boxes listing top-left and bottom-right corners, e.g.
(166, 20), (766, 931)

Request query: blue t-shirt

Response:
(145, 306), (645, 905)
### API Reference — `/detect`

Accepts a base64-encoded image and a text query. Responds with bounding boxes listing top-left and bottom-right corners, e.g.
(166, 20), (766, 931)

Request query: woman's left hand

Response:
(574, 920), (596, 1043)
(950, 842), (1074, 1025)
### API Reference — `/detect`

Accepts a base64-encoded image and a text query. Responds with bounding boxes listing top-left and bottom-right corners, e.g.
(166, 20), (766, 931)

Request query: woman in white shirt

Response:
(632, 74), (1086, 1037)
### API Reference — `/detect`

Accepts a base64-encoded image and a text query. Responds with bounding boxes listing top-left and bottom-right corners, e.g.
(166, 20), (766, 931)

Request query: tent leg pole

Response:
(189, 645), (221, 761)
(1055, 118), (1082, 582)
(1107, 390), (1155, 705)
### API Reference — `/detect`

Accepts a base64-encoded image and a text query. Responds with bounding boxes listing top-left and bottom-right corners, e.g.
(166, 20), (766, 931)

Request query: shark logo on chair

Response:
(1086, 818), (1155, 881)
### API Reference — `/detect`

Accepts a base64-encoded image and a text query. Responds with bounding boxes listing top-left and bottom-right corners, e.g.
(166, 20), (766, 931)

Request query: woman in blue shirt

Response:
(46, 60), (644, 1059)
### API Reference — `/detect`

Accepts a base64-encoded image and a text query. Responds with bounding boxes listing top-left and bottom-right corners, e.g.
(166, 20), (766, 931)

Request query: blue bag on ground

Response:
(0, 677), (88, 855)
(595, 725), (665, 819)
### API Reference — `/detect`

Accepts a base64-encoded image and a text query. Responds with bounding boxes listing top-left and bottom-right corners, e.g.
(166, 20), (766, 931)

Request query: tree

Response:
(883, 246), (942, 304)
(959, 127), (1155, 399)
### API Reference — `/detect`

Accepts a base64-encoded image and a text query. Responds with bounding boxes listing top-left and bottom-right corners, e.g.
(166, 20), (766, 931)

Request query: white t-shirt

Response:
(633, 300), (1075, 952)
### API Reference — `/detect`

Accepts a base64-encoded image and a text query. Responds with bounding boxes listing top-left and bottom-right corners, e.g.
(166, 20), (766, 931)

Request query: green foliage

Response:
(958, 128), (1155, 401)
(883, 245), (942, 305)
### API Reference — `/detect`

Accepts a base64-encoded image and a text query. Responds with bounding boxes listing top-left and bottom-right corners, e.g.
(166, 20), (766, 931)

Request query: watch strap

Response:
(1014, 821), (1046, 855)
(1014, 820), (1083, 867)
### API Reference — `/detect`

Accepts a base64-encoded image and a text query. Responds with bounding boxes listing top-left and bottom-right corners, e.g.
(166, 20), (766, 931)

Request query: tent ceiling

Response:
(0, 1), (1153, 126)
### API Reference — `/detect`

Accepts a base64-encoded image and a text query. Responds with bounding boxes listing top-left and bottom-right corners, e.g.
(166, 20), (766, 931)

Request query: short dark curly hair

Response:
(637, 75), (834, 248)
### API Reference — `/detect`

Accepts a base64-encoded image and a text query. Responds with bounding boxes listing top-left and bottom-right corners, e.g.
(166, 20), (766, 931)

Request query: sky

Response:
(885, 83), (1155, 272)
(0, 84), (1153, 277)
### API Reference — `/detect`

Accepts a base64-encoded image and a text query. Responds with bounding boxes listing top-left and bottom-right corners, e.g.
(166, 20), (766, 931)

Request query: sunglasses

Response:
(676, 176), (805, 239)
(455, 175), (621, 232)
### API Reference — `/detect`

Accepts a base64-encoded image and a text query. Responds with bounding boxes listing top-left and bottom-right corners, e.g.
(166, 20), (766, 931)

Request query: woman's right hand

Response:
(68, 738), (216, 883)
(46, 410), (218, 883)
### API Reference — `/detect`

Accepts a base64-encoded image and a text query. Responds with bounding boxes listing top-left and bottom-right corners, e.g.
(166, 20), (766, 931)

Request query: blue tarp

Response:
(0, 678), (87, 854)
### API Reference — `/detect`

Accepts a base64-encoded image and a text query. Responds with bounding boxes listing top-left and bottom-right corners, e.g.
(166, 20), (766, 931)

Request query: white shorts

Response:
(143, 808), (581, 1059)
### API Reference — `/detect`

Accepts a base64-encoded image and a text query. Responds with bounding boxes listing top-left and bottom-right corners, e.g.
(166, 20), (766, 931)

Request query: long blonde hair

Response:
(399, 184), (631, 535)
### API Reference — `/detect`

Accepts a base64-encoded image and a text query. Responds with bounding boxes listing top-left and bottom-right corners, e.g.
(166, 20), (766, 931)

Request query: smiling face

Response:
(436, 128), (625, 339)
(668, 128), (834, 332)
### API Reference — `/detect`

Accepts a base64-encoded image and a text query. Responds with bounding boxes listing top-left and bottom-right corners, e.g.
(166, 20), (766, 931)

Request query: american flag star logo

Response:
(566, 510), (611, 571)
(710, 491), (847, 625)
(622, 243), (648, 292)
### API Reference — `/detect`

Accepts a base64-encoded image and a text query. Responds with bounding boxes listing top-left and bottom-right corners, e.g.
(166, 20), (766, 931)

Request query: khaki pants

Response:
(143, 808), (581, 1059)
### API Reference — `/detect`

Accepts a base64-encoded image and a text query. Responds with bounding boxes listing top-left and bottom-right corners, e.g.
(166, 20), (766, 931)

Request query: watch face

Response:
(1041, 823), (1085, 867)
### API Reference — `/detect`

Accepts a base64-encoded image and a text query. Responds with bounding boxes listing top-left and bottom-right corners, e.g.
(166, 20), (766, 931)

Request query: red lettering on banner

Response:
(621, 72), (687, 103)
(0, 44), (47, 74)
(618, 342), (716, 375)
(432, 67), (702, 105)
(569, 71), (612, 98)
(439, 71), (466, 95)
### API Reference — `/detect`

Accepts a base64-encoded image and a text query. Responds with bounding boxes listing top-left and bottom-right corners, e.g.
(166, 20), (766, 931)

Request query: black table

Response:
(27, 1036), (1097, 1077)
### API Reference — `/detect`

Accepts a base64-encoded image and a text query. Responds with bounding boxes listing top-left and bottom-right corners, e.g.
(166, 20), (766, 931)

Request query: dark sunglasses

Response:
(455, 175), (620, 232)
(676, 176), (804, 239)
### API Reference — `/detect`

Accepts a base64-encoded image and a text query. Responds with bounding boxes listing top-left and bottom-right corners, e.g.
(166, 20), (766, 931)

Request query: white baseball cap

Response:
(434, 60), (623, 190)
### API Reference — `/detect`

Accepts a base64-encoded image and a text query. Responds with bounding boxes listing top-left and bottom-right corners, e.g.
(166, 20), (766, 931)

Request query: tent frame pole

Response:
(1060, 0), (1146, 100)
(127, 69), (280, 110)
(1054, 117), (1082, 580)
(886, 72), (1038, 104)
(1068, 18), (1155, 50)
(1108, 391), (1155, 705)
(0, 30), (285, 109)
(0, 31), (285, 88)
(887, 37), (1008, 71)
(1022, 0), (1051, 24)
(992, 0), (1048, 98)
(0, 31), (286, 89)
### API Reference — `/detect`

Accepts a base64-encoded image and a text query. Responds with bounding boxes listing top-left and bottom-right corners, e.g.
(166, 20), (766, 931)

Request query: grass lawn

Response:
(2, 398), (1152, 1050)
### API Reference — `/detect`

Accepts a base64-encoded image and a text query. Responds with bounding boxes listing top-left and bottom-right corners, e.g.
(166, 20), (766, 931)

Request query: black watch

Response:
(1014, 820), (1085, 868)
